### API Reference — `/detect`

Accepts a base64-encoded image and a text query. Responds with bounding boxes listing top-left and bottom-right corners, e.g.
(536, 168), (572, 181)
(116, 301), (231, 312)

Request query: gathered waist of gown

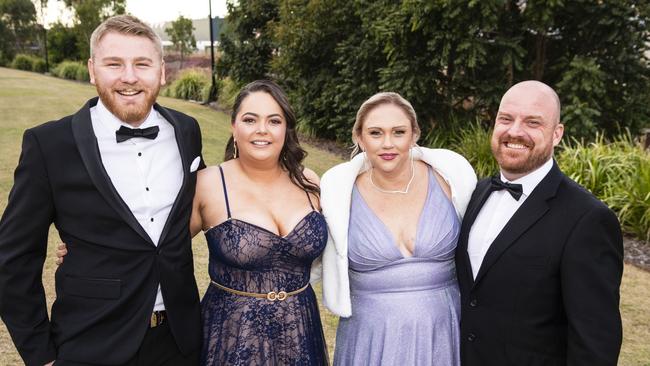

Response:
(348, 258), (457, 295)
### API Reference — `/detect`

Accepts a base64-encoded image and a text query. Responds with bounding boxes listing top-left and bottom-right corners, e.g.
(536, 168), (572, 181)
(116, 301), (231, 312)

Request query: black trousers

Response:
(54, 322), (199, 366)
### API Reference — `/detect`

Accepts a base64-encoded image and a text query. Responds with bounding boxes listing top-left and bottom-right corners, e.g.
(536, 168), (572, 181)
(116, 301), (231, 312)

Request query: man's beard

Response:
(97, 83), (160, 124)
(491, 136), (552, 176)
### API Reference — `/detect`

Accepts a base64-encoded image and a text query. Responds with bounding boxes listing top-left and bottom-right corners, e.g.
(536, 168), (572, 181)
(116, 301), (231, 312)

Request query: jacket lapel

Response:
(71, 97), (154, 245)
(472, 163), (563, 286)
(155, 104), (189, 246)
(457, 179), (493, 285)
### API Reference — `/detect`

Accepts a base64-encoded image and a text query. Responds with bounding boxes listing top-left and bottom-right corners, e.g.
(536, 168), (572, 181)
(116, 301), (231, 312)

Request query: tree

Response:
(222, 0), (650, 143)
(165, 15), (196, 69)
(0, 18), (13, 65)
(217, 0), (279, 83)
(47, 22), (80, 63)
(532, 0), (650, 139)
(62, 0), (126, 59)
(0, 0), (38, 55)
(274, 0), (382, 141)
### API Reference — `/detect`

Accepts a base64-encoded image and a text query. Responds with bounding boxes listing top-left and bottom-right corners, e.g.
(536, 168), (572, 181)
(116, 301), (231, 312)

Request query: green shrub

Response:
(217, 77), (243, 110)
(11, 54), (34, 71)
(448, 122), (498, 179)
(201, 81), (213, 103)
(557, 134), (624, 198)
(169, 68), (210, 101)
(75, 65), (90, 81)
(558, 132), (650, 241)
(605, 154), (650, 241)
(53, 61), (85, 80)
(32, 58), (47, 73)
(160, 86), (173, 97)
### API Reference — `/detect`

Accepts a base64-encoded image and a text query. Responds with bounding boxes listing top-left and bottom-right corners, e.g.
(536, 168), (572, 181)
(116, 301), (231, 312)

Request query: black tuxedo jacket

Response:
(0, 97), (205, 366)
(456, 162), (623, 366)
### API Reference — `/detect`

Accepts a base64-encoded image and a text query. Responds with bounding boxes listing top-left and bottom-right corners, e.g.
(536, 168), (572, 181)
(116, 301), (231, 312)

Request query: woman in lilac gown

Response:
(320, 92), (477, 365)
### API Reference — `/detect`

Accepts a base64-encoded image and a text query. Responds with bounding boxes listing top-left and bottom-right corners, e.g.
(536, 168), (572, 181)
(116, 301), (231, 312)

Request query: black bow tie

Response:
(115, 125), (159, 143)
(490, 176), (523, 201)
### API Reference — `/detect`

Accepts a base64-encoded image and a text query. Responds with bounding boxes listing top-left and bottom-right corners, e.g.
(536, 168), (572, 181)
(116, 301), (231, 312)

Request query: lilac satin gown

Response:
(334, 168), (461, 366)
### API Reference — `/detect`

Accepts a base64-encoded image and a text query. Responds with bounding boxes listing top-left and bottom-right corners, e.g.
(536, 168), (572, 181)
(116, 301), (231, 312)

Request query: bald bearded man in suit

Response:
(456, 80), (623, 366)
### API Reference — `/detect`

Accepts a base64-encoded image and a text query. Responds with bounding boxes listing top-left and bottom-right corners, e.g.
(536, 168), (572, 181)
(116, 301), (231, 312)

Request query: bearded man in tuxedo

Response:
(456, 80), (623, 366)
(0, 15), (203, 366)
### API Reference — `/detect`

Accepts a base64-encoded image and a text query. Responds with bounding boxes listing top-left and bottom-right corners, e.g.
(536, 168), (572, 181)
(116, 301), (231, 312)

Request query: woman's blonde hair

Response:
(351, 92), (420, 157)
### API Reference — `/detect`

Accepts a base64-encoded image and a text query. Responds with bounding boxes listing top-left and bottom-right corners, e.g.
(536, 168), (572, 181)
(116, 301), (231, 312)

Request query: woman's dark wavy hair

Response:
(224, 80), (320, 196)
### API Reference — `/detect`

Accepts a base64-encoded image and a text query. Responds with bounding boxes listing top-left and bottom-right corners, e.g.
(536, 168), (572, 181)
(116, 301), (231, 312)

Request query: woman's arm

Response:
(189, 169), (209, 238)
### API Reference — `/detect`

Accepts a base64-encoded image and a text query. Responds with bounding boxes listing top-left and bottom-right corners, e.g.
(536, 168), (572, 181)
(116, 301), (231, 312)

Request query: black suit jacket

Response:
(456, 162), (623, 366)
(0, 97), (205, 366)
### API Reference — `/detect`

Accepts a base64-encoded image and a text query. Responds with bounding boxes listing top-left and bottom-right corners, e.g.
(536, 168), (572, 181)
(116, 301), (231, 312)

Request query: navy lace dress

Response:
(200, 166), (329, 365)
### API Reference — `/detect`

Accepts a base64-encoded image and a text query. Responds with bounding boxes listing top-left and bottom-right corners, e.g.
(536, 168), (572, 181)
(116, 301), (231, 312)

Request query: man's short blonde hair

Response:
(89, 15), (163, 59)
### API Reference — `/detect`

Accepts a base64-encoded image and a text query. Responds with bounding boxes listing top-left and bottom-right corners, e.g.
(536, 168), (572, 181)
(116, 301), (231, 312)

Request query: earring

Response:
(362, 148), (372, 171)
(233, 140), (238, 159)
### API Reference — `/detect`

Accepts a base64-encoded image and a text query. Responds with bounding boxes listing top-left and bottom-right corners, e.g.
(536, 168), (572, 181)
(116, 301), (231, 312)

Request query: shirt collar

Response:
(95, 98), (158, 134)
(500, 157), (554, 197)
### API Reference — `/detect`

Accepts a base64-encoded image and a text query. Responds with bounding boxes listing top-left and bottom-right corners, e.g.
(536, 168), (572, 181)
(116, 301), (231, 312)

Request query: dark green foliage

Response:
(47, 22), (81, 63)
(0, 0), (38, 57)
(0, 18), (15, 65)
(221, 0), (650, 144)
(537, 1), (650, 140)
(273, 0), (379, 141)
(11, 54), (33, 70)
(216, 0), (279, 83)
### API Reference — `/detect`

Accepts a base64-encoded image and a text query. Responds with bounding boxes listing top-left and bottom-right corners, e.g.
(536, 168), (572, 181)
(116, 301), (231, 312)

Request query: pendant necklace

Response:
(369, 157), (415, 194)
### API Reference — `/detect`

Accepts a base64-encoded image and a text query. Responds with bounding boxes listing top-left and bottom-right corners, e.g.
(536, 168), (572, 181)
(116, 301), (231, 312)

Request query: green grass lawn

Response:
(0, 67), (648, 365)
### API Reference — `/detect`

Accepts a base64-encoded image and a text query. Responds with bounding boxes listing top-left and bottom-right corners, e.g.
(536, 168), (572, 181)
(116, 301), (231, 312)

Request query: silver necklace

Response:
(369, 156), (416, 194)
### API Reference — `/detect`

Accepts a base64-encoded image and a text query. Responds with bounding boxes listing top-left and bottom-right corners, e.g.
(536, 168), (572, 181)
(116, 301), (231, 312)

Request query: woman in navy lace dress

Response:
(189, 80), (328, 365)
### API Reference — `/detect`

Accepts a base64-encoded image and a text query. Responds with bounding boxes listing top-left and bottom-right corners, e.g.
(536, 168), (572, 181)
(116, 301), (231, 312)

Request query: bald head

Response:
(492, 80), (565, 180)
(501, 80), (561, 125)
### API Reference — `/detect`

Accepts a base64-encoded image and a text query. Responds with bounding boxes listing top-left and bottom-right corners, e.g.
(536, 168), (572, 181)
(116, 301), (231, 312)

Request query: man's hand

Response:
(44, 361), (54, 366)
(55, 243), (67, 265)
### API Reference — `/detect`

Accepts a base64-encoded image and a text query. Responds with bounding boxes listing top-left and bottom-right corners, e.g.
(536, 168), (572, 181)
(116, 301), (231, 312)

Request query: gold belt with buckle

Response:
(210, 280), (308, 301)
(150, 310), (166, 328)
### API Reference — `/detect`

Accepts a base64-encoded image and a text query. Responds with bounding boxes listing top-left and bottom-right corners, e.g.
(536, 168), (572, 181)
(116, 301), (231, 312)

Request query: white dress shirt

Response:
(467, 158), (554, 279)
(90, 99), (183, 311)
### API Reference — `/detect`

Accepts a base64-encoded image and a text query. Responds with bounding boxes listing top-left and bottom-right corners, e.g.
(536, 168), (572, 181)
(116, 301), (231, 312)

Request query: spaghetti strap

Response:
(218, 165), (232, 219)
(304, 191), (316, 211)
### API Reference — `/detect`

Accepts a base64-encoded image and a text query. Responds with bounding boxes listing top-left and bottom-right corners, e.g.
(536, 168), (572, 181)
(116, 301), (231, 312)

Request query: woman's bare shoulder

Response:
(302, 167), (321, 186)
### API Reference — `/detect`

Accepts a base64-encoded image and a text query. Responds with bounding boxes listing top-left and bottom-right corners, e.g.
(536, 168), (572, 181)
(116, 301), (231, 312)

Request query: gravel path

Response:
(624, 236), (650, 272)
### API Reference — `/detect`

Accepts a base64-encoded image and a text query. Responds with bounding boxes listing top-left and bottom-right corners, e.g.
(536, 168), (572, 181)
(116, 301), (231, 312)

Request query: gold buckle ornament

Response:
(266, 290), (288, 301)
